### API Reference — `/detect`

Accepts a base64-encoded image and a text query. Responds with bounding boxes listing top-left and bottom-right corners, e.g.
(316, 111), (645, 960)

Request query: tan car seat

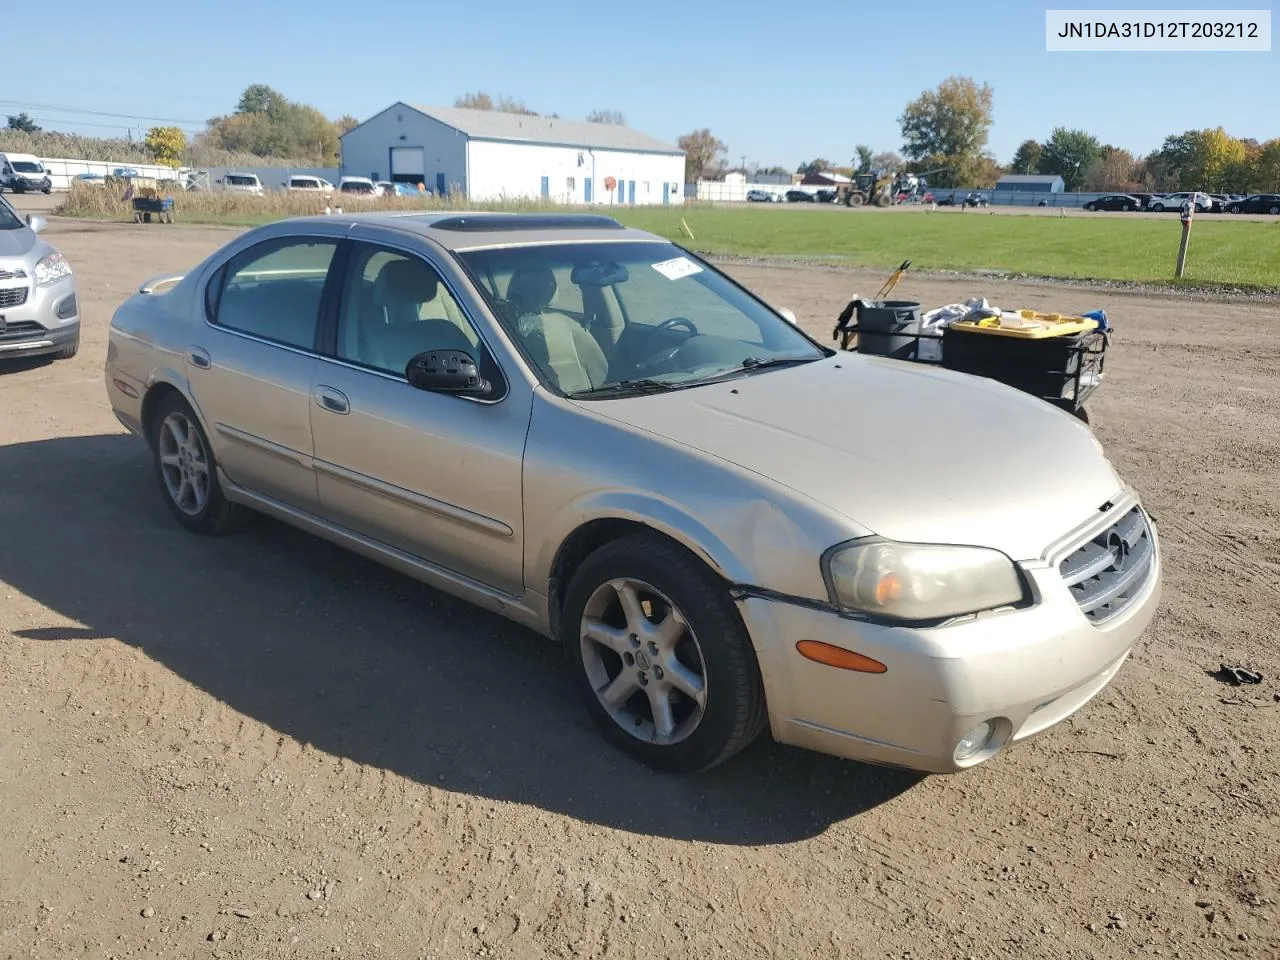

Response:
(506, 266), (608, 394)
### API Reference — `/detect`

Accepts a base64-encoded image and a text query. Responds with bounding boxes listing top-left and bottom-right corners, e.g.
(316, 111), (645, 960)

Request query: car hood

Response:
(0, 226), (36, 259)
(581, 355), (1124, 561)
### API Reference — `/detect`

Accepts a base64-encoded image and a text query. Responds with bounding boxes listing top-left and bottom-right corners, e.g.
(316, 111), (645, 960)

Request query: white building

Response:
(339, 103), (685, 206)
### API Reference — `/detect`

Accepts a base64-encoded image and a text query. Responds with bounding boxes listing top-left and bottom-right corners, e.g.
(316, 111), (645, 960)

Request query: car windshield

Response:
(456, 240), (828, 397)
(227, 176), (257, 186)
(12, 161), (43, 173)
(0, 194), (24, 230)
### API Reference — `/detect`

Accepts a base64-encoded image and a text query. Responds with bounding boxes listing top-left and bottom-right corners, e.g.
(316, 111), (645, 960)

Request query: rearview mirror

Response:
(406, 349), (491, 396)
(26, 214), (47, 234)
(570, 260), (629, 286)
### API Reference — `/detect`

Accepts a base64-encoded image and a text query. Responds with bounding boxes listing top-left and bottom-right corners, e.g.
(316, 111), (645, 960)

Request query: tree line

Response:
(676, 76), (1279, 194)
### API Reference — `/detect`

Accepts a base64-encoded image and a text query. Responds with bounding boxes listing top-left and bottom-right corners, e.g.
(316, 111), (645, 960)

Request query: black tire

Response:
(150, 393), (250, 535)
(53, 335), (79, 360)
(1151, 203), (1165, 212)
(1124, 203), (1134, 211)
(561, 532), (768, 774)
(42, 187), (51, 195)
(1270, 205), (1280, 216)
(1084, 203), (1096, 211)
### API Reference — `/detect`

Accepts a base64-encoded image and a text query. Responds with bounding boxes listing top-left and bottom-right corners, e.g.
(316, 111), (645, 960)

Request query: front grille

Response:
(1059, 506), (1155, 625)
(0, 287), (29, 308)
(0, 319), (44, 341)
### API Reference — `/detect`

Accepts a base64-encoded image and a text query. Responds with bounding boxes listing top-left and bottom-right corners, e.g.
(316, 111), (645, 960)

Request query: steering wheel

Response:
(633, 317), (699, 373)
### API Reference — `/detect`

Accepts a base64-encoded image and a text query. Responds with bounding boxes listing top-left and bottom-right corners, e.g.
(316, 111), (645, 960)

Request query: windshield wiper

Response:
(737, 355), (820, 372)
(566, 378), (679, 400)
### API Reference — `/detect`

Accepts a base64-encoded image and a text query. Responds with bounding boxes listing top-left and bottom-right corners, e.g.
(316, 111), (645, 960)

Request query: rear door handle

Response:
(314, 385), (350, 415)
(188, 346), (211, 369)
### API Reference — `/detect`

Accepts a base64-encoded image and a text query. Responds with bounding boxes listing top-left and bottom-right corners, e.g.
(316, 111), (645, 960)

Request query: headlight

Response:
(823, 539), (1024, 622)
(34, 252), (72, 286)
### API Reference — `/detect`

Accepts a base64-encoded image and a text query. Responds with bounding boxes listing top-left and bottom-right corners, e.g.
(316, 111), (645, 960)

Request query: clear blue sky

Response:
(4, 0), (1275, 167)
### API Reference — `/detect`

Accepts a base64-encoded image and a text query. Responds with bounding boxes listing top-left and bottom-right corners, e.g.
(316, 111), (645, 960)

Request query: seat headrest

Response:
(506, 266), (557, 316)
(374, 257), (439, 308)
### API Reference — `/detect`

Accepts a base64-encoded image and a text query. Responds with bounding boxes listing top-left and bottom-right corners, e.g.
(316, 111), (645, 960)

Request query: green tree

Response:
(6, 112), (41, 132)
(1039, 127), (1103, 191)
(1010, 139), (1042, 174)
(872, 150), (905, 171)
(796, 158), (832, 176)
(206, 85), (340, 164)
(854, 145), (873, 173)
(144, 126), (187, 167)
(678, 129), (727, 182)
(899, 76), (994, 173)
(1250, 139), (1280, 191)
(236, 84), (287, 115)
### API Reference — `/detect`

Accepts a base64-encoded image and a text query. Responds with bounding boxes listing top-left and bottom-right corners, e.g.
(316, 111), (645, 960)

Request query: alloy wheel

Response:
(158, 411), (210, 516)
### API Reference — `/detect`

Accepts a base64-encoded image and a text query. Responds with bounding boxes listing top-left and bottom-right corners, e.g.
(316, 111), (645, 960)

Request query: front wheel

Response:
(1151, 203), (1165, 212)
(562, 533), (767, 774)
(151, 393), (250, 535)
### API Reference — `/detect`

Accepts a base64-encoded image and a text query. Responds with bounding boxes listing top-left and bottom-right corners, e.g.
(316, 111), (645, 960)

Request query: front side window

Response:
(209, 238), (338, 350)
(334, 243), (487, 379)
(0, 194), (23, 231)
(457, 240), (826, 397)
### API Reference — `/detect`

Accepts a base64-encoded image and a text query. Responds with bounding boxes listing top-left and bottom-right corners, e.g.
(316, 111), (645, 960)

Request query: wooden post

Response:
(1175, 200), (1194, 278)
(680, 217), (695, 241)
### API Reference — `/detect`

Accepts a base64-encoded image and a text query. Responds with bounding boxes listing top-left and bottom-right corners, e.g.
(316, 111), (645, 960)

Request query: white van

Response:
(217, 172), (264, 196)
(284, 175), (334, 195)
(0, 153), (53, 194)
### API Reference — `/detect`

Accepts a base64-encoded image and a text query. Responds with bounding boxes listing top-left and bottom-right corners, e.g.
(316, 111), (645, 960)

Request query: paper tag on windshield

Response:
(651, 256), (703, 281)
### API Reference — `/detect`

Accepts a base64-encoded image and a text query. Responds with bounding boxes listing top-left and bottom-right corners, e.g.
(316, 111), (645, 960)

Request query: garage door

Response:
(390, 147), (425, 183)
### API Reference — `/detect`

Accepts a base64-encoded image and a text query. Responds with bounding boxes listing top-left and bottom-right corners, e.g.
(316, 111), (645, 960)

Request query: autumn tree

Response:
(854, 145), (873, 172)
(796, 158), (832, 176)
(1082, 146), (1139, 192)
(587, 109), (625, 124)
(1010, 139), (1042, 174)
(1251, 139), (1280, 191)
(678, 129), (727, 181)
(454, 92), (494, 110)
(144, 126), (187, 167)
(6, 113), (40, 132)
(898, 76), (994, 187)
(334, 114), (360, 135)
(1039, 127), (1103, 191)
(872, 150), (905, 171)
(206, 84), (340, 164)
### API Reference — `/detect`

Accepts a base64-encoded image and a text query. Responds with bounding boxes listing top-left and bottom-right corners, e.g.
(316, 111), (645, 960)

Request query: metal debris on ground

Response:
(1212, 664), (1264, 686)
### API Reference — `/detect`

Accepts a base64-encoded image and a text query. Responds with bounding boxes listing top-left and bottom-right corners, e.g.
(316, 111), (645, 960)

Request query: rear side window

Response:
(207, 238), (338, 350)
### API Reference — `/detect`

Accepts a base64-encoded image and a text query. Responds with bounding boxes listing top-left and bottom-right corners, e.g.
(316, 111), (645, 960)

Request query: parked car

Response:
(103, 211), (1162, 775)
(963, 192), (988, 208)
(388, 182), (430, 197)
(0, 153), (53, 194)
(73, 172), (107, 188)
(813, 189), (840, 203)
(0, 194), (80, 361)
(285, 175), (334, 196)
(1147, 191), (1210, 212)
(1083, 194), (1141, 212)
(338, 176), (385, 197)
(745, 189), (778, 203)
(784, 189), (814, 202)
(219, 173), (265, 196)
(1227, 194), (1280, 215)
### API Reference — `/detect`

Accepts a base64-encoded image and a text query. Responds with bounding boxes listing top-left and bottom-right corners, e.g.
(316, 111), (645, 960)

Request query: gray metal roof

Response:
(997, 174), (1064, 183)
(399, 104), (684, 155)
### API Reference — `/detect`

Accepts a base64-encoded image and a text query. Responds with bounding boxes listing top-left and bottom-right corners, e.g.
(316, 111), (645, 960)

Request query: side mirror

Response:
(26, 215), (47, 234)
(406, 349), (491, 396)
(778, 307), (798, 325)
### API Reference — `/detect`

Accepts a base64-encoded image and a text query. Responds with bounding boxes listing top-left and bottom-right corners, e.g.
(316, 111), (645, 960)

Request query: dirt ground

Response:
(1, 216), (1277, 960)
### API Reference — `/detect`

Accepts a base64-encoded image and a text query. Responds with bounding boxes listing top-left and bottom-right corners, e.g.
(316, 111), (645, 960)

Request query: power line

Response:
(0, 99), (207, 126)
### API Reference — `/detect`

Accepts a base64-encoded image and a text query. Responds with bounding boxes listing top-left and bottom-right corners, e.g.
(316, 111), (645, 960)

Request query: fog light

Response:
(56, 294), (78, 321)
(954, 720), (998, 763)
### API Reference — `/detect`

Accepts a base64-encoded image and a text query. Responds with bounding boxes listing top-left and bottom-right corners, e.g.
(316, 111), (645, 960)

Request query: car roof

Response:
(276, 211), (669, 252)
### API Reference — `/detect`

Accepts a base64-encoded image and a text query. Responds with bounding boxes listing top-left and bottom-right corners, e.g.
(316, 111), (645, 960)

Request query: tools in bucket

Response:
(832, 259), (913, 351)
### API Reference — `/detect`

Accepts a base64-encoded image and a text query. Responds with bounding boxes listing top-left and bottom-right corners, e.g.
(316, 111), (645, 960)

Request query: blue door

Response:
(540, 176), (550, 199)
(584, 178), (593, 203)
(662, 182), (669, 205)
(628, 181), (636, 204)
(435, 173), (446, 195)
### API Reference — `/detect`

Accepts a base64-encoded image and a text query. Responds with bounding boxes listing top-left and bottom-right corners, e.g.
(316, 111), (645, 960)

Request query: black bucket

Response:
(857, 300), (921, 359)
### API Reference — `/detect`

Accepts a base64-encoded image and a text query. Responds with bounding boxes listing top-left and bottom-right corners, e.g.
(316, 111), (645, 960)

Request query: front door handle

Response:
(314, 385), (350, 415)
(189, 346), (211, 369)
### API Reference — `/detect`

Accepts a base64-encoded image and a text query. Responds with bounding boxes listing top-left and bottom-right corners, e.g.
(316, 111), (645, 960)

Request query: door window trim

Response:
(202, 233), (348, 356)
(316, 236), (510, 405)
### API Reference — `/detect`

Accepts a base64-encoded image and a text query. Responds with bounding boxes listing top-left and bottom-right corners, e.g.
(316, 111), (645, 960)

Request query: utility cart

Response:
(833, 290), (1109, 424)
(125, 177), (175, 224)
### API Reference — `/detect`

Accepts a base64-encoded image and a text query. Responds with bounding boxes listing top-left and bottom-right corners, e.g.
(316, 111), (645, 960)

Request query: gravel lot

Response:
(1, 215), (1277, 960)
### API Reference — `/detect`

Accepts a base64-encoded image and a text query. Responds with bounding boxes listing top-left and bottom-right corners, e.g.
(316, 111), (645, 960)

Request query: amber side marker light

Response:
(796, 640), (887, 674)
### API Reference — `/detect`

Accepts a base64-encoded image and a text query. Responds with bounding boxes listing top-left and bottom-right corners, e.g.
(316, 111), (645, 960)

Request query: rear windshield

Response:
(227, 175), (258, 186)
(12, 161), (44, 173)
(0, 195), (24, 230)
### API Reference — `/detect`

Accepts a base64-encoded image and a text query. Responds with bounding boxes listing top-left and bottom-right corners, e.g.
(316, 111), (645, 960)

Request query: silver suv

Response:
(0, 195), (80, 362)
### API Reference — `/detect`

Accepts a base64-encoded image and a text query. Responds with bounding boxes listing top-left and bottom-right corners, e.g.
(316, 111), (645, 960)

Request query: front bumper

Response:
(740, 506), (1162, 774)
(0, 274), (80, 358)
(6, 179), (52, 192)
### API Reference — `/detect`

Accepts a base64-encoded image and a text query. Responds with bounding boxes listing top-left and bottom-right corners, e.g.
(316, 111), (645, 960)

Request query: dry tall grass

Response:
(55, 181), (570, 224)
(0, 130), (327, 169)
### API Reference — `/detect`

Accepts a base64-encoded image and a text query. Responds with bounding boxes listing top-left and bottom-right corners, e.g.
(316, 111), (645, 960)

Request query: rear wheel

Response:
(561, 533), (767, 774)
(151, 393), (249, 535)
(1270, 205), (1280, 216)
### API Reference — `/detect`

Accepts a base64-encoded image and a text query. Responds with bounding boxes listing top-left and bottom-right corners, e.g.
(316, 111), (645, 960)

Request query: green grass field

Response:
(612, 208), (1280, 290)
